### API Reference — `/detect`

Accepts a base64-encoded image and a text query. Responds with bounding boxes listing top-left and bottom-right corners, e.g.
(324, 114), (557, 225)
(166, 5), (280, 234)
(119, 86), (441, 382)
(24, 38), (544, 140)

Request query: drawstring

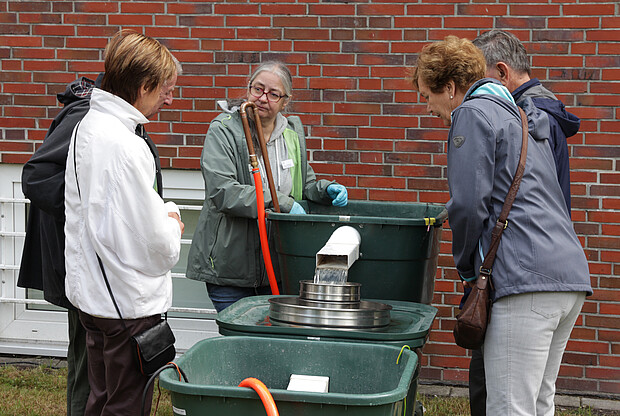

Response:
(275, 138), (281, 189)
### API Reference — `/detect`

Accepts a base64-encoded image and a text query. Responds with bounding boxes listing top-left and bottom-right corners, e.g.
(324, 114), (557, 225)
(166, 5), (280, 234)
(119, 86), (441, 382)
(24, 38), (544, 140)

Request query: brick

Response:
(223, 40), (270, 52)
(1, 153), (31, 163)
(358, 176), (406, 189)
(309, 78), (356, 90)
(549, 17), (601, 29)
(334, 102), (380, 115)
(274, 16), (318, 28)
(357, 127), (402, 140)
(369, 189), (420, 202)
(587, 29), (620, 42)
(324, 66), (369, 78)
(294, 40), (340, 53)
(308, 4), (355, 15)
(74, 2), (119, 13)
(345, 164), (391, 176)
(9, 1), (50, 12)
(445, 16), (495, 29)
(385, 152), (432, 165)
(599, 330), (620, 343)
(284, 28), (329, 40)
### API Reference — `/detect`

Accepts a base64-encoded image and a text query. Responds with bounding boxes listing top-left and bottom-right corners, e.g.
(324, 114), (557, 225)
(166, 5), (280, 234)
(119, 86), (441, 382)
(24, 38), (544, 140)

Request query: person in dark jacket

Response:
(18, 77), (95, 416)
(465, 29), (582, 416)
(410, 36), (591, 415)
(473, 29), (579, 214)
(18, 73), (166, 416)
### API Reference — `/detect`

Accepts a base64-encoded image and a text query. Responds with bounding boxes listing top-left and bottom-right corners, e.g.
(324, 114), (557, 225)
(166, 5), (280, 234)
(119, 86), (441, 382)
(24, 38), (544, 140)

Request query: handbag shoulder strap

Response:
(480, 106), (529, 276)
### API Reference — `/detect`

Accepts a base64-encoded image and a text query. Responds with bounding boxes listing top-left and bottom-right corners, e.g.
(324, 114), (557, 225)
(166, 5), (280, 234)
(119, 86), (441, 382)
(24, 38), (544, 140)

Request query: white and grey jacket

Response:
(64, 88), (182, 319)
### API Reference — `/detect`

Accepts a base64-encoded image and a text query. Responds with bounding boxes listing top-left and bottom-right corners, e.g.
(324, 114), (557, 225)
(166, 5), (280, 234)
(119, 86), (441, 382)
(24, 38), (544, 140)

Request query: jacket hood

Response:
(514, 79), (580, 138)
(530, 97), (580, 138)
(56, 77), (96, 106)
(464, 78), (550, 143)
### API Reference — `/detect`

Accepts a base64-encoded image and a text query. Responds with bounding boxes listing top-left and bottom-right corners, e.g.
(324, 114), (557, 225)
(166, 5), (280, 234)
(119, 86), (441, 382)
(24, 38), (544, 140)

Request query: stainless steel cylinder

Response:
(268, 297), (392, 329)
(299, 280), (361, 303)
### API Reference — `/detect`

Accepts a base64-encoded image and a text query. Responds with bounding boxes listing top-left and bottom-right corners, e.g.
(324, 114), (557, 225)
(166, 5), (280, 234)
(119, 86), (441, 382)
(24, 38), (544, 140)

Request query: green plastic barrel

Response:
(160, 336), (418, 416)
(267, 200), (447, 304)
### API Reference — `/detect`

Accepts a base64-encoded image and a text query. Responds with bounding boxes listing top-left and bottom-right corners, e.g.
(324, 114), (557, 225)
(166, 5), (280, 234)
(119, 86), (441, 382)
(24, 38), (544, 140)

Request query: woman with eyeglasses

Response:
(186, 61), (348, 312)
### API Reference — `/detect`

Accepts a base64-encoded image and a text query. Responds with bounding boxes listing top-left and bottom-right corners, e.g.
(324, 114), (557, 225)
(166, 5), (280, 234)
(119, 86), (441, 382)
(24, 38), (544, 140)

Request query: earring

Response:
(450, 95), (453, 99)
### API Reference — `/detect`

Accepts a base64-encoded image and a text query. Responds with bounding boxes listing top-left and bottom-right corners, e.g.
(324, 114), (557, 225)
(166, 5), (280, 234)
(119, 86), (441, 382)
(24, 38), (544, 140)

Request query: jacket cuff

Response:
(459, 271), (477, 282)
(279, 195), (295, 213)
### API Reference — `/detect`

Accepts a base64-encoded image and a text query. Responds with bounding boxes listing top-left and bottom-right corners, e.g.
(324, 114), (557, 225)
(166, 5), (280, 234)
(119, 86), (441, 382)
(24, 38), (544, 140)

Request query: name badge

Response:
(281, 159), (294, 169)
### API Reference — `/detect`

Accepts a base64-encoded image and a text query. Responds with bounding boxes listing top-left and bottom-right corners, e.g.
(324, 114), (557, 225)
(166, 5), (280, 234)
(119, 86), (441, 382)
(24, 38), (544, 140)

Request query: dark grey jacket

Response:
(447, 79), (591, 301)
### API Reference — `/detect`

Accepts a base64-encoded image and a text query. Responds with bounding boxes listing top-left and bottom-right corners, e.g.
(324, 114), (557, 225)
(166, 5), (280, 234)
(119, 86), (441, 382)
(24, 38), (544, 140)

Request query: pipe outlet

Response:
(316, 226), (361, 271)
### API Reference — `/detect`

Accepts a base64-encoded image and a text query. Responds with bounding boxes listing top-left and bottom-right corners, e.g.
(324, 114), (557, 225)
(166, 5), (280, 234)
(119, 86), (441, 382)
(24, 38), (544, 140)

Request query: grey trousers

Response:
(483, 291), (586, 416)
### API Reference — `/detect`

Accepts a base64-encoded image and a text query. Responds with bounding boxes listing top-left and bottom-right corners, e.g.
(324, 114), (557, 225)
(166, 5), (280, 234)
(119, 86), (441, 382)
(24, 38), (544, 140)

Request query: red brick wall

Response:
(1, 0), (618, 398)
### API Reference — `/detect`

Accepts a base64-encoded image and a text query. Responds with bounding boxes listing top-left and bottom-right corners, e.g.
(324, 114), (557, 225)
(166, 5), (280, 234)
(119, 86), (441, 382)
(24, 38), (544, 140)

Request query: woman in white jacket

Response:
(64, 30), (184, 415)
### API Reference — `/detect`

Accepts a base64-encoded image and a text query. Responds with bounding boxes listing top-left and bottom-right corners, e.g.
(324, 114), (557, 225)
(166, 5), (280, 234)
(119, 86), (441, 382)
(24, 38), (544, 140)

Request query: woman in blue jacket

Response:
(410, 36), (591, 415)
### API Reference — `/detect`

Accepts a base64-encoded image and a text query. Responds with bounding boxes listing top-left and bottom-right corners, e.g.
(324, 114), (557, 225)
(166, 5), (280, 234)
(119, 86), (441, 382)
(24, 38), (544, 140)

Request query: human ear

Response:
(446, 80), (456, 98)
(496, 62), (509, 83)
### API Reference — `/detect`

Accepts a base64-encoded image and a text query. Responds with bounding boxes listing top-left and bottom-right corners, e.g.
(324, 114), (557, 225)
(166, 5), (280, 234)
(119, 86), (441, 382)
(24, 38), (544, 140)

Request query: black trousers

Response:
(67, 309), (89, 416)
(79, 311), (159, 416)
(469, 348), (487, 416)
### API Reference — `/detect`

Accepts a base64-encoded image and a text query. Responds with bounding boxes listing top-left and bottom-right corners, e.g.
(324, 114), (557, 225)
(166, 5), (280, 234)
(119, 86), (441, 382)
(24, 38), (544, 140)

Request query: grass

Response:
(0, 363), (613, 416)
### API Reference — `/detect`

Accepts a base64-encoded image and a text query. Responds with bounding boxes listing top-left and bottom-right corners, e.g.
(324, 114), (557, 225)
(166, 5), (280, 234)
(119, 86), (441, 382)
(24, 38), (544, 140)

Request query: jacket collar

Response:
(90, 88), (149, 133)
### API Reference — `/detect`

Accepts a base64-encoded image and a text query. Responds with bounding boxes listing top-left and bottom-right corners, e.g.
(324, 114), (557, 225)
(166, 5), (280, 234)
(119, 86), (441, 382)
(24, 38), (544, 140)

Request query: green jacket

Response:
(186, 111), (333, 287)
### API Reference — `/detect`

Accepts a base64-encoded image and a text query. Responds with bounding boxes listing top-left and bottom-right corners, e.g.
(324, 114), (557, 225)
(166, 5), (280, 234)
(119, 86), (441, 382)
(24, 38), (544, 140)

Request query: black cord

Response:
(140, 363), (188, 416)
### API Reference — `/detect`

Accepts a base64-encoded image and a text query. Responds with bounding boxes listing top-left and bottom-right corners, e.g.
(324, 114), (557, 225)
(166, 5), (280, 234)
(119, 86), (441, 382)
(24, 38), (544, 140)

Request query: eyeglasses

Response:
(249, 85), (288, 103)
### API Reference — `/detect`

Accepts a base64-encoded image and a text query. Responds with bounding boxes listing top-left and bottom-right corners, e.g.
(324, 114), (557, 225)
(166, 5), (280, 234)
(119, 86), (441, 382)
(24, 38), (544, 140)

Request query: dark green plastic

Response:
(160, 336), (418, 416)
(216, 295), (437, 349)
(267, 200), (447, 304)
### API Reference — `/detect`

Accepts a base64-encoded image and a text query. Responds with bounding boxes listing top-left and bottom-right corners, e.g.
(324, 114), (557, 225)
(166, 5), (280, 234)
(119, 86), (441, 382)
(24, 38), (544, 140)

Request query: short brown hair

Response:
(409, 36), (486, 94)
(102, 30), (177, 105)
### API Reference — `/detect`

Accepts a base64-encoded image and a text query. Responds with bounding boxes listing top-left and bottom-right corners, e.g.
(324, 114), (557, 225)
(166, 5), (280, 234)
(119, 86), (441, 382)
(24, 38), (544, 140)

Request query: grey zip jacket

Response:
(447, 79), (592, 301)
(186, 110), (333, 287)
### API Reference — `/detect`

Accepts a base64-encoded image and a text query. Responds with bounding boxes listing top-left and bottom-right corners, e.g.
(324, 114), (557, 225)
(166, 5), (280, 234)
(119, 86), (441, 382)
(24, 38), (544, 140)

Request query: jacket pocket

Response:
(207, 214), (224, 272)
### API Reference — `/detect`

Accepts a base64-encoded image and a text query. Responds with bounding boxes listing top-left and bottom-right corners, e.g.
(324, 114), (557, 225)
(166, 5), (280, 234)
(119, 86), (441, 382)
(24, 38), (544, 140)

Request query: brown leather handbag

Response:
(453, 107), (529, 350)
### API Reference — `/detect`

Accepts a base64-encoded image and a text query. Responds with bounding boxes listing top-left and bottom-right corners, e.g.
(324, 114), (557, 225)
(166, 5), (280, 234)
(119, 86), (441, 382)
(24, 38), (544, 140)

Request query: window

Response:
(0, 166), (218, 356)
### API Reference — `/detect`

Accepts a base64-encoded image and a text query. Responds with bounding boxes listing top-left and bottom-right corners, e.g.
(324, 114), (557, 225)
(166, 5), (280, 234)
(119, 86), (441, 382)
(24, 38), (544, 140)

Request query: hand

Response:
(289, 201), (307, 215)
(168, 212), (185, 235)
(327, 184), (348, 207)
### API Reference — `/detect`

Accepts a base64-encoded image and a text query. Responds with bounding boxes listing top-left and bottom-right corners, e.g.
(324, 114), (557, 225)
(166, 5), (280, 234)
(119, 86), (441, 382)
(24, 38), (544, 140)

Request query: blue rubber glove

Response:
(327, 184), (348, 207)
(289, 201), (307, 215)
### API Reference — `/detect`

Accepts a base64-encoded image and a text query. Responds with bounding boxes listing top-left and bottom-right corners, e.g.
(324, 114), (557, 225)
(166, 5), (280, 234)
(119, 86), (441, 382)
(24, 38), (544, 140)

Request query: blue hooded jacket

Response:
(513, 78), (580, 213)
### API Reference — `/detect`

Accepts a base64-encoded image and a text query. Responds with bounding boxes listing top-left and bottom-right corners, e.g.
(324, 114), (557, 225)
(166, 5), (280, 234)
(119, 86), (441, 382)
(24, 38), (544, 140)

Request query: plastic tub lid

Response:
(216, 295), (437, 342)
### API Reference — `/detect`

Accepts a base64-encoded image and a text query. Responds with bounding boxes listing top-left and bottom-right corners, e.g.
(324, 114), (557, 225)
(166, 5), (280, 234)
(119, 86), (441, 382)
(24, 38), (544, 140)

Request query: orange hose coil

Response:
(238, 377), (279, 416)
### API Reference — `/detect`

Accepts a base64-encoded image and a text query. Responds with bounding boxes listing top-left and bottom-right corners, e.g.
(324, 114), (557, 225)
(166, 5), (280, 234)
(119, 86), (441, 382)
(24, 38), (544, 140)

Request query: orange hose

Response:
(238, 377), (279, 416)
(253, 170), (280, 295)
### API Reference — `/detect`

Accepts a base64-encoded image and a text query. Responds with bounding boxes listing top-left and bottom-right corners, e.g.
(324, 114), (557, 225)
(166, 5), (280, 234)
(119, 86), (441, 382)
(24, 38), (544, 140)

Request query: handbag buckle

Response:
(479, 266), (492, 275)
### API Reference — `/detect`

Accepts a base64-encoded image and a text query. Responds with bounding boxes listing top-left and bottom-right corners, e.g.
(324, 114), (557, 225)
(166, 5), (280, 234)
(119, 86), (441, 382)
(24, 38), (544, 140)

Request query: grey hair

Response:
(472, 30), (530, 76)
(248, 61), (293, 99)
(172, 55), (182, 76)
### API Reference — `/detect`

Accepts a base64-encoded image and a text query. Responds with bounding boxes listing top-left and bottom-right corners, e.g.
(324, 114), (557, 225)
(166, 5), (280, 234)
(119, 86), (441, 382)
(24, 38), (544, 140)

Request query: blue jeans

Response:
(206, 283), (275, 313)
